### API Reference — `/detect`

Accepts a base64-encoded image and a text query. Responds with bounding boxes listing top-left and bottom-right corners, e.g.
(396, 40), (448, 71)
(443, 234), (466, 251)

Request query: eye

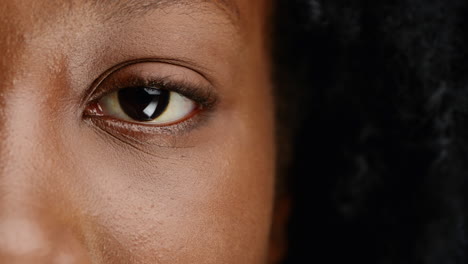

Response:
(97, 86), (198, 125)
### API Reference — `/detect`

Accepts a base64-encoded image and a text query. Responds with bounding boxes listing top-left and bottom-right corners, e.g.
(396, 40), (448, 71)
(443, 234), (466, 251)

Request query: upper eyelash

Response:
(80, 57), (219, 107)
(89, 75), (219, 111)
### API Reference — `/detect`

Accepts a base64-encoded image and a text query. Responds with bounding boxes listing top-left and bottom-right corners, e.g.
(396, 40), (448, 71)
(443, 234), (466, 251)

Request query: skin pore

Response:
(0, 0), (283, 263)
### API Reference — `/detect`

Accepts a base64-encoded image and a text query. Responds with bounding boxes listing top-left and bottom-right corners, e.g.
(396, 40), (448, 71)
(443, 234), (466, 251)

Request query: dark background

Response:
(276, 1), (468, 263)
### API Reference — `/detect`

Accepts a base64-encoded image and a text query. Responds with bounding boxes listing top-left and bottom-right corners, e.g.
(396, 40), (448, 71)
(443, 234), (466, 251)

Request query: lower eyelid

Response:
(84, 106), (211, 144)
(86, 119), (194, 157)
(84, 117), (193, 150)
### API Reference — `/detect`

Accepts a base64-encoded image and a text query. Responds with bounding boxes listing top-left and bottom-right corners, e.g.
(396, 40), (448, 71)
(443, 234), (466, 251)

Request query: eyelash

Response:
(92, 75), (217, 108)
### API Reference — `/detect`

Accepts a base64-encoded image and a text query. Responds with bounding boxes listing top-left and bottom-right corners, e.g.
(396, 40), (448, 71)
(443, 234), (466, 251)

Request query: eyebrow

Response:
(90, 0), (240, 24)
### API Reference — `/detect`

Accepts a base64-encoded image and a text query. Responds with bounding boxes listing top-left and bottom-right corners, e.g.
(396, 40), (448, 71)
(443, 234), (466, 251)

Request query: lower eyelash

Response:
(84, 106), (213, 146)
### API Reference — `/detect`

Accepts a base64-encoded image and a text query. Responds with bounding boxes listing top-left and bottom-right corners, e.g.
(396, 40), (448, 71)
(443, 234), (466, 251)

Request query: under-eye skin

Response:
(83, 62), (219, 138)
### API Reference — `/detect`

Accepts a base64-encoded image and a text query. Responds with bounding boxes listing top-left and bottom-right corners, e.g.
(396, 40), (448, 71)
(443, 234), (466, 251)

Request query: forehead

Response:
(0, 0), (272, 98)
(0, 0), (269, 71)
(0, 0), (270, 51)
(0, 0), (245, 26)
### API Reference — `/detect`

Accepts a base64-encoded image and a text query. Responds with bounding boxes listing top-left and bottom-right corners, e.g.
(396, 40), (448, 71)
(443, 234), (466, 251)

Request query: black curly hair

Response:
(274, 0), (468, 263)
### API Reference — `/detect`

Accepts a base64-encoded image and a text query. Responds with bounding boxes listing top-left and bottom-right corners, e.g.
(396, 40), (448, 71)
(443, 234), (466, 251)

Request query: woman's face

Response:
(0, 0), (279, 263)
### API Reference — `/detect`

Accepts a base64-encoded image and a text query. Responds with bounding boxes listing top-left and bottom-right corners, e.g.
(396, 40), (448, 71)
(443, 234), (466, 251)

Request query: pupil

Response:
(118, 87), (170, 121)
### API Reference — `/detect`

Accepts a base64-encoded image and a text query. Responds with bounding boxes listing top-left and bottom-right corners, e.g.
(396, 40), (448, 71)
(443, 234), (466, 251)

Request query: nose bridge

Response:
(0, 80), (52, 196)
(0, 2), (91, 262)
(0, 4), (32, 169)
(0, 31), (68, 187)
(0, 3), (28, 82)
(0, 86), (90, 264)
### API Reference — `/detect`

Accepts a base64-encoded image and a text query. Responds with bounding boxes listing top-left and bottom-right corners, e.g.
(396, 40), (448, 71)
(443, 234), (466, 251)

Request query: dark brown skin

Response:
(0, 0), (286, 263)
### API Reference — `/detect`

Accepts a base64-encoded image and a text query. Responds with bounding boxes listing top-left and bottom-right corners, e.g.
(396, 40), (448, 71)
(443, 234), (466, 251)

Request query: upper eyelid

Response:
(80, 58), (219, 109)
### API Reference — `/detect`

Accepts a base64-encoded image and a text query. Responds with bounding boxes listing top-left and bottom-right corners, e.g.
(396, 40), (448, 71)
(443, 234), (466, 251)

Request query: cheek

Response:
(65, 102), (276, 263)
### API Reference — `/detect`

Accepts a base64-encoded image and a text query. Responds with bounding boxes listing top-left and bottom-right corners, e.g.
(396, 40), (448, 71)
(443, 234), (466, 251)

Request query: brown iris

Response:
(118, 87), (170, 121)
